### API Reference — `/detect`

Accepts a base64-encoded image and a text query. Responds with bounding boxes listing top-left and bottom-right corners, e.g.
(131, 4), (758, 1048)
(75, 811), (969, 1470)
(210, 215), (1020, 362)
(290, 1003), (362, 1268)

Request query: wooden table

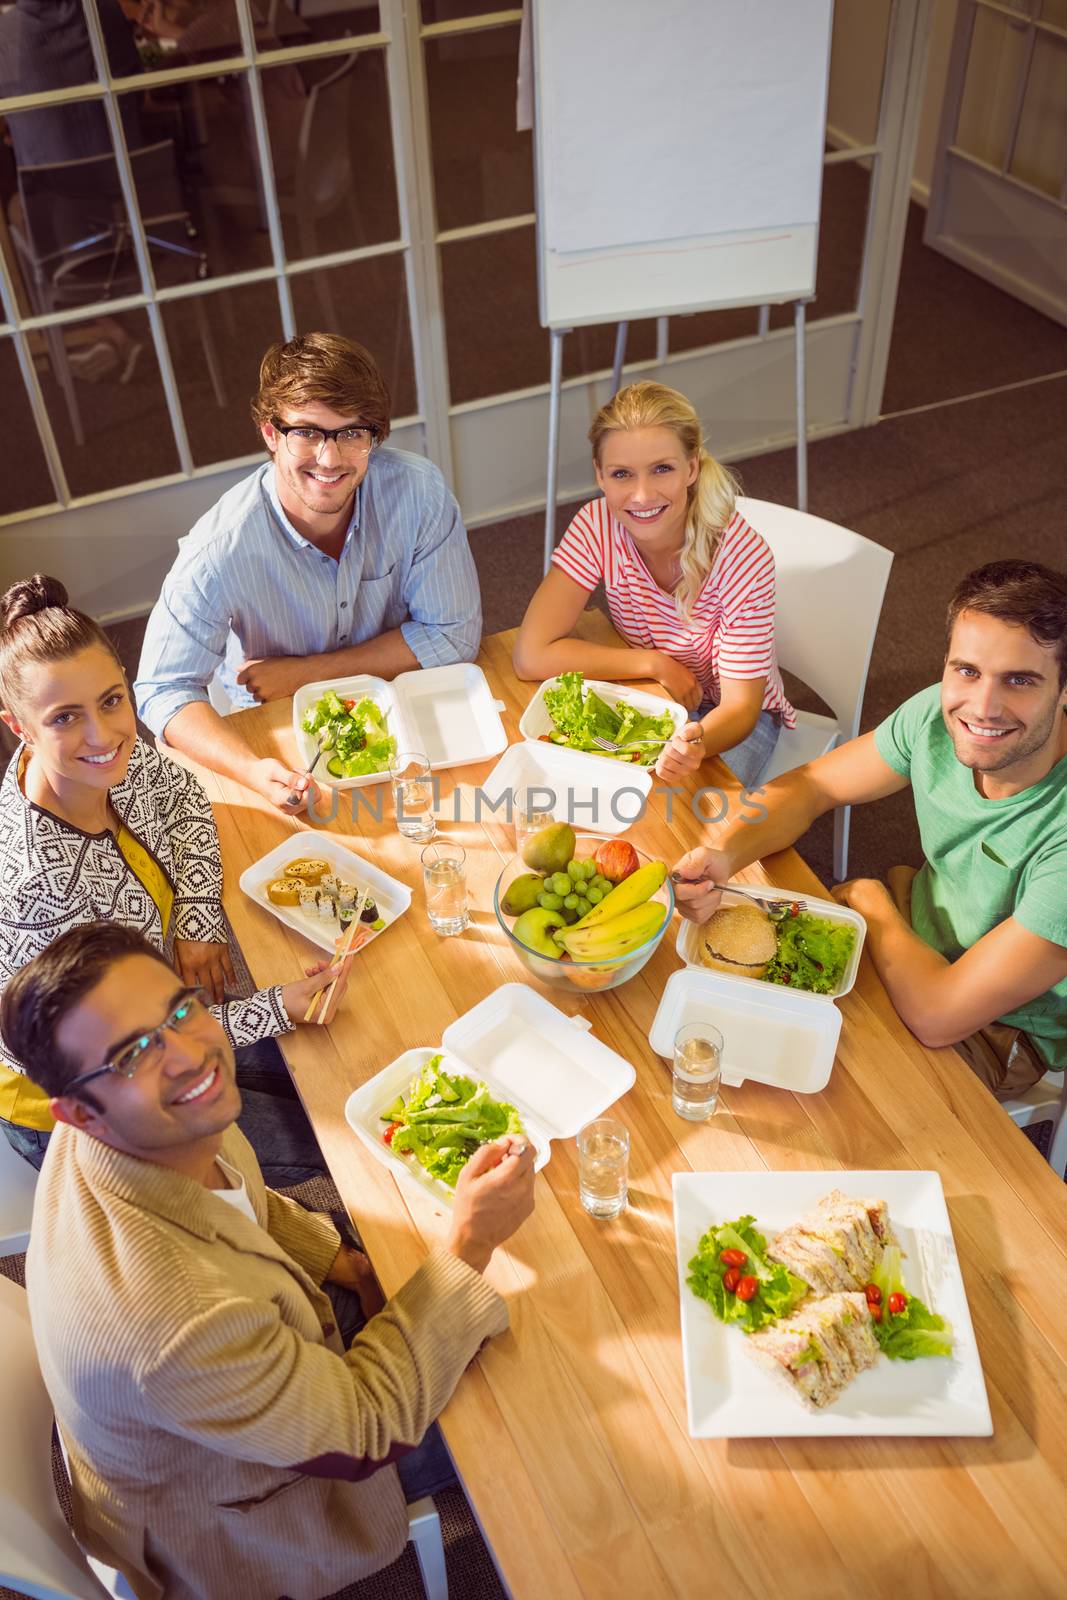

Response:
(191, 617), (1067, 1600)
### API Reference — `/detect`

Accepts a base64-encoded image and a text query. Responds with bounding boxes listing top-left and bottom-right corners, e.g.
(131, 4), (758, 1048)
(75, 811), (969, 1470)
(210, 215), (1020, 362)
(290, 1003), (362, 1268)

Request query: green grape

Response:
(566, 859), (584, 882)
(537, 891), (563, 911)
(563, 893), (579, 910)
(593, 875), (613, 894)
(575, 896), (591, 916)
(582, 860), (598, 880)
(552, 873), (572, 896)
(586, 886), (603, 905)
(561, 904), (580, 923)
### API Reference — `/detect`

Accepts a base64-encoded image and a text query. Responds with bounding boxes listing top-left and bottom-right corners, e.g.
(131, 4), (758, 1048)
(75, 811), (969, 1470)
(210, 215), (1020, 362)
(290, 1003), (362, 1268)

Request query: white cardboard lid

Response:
(676, 885), (866, 1002)
(479, 740), (651, 837)
(650, 967), (841, 1093)
(293, 665), (507, 788)
(518, 676), (687, 756)
(238, 831), (412, 953)
(442, 983), (636, 1137)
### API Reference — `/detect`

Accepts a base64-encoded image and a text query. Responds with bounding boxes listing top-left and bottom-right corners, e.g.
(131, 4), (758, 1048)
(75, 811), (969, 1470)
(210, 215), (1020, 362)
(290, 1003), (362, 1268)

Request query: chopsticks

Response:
(303, 887), (371, 1024)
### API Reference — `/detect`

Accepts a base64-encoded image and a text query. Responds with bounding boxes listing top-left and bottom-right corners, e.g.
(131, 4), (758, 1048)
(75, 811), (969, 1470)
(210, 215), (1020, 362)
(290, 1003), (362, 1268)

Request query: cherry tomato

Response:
(720, 1248), (747, 1267)
(736, 1275), (758, 1302)
(887, 1292), (907, 1316)
(864, 1282), (882, 1306)
(868, 1302), (883, 1323)
(722, 1267), (741, 1293)
(382, 1121), (401, 1146)
(344, 698), (356, 710)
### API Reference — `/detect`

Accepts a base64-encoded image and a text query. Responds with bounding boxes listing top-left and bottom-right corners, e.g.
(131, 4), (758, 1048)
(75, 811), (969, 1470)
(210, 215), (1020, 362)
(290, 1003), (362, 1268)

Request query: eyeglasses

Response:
(271, 419), (378, 460)
(64, 988), (210, 1095)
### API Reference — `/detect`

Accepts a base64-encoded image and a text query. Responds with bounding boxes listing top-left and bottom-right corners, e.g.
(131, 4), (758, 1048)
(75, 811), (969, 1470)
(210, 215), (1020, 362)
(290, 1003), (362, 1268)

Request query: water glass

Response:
(513, 788), (555, 856)
(577, 1118), (629, 1219)
(672, 1023), (723, 1121)
(391, 751), (436, 842)
(421, 840), (469, 936)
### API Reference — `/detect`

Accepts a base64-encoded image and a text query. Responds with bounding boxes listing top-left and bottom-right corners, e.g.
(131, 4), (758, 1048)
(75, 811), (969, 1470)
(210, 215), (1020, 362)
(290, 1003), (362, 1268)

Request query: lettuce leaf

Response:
(381, 1056), (526, 1188)
(687, 1215), (809, 1333)
(870, 1246), (954, 1361)
(541, 671), (675, 766)
(765, 912), (856, 995)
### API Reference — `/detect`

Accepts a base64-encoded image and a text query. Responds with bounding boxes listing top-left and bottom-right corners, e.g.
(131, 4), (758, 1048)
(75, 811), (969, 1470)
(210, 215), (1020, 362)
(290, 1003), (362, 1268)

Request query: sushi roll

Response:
(359, 896), (378, 924)
(317, 893), (337, 922)
(337, 881), (356, 908)
(298, 886), (318, 914)
(321, 873), (338, 897)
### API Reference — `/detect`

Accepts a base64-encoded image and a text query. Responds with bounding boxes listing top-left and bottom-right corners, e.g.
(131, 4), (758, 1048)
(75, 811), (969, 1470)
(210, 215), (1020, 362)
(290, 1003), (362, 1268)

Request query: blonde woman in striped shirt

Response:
(514, 382), (795, 786)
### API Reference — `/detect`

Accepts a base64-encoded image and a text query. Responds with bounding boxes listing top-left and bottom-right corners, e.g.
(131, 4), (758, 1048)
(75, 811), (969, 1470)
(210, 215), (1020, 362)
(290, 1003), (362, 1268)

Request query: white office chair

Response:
(0, 1132), (37, 1255)
(736, 496), (894, 881)
(0, 1273), (449, 1600)
(1004, 1075), (1067, 1181)
(0, 1274), (133, 1599)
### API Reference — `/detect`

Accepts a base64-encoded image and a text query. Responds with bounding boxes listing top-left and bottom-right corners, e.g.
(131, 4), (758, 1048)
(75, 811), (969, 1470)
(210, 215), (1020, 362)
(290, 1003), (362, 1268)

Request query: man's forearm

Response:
(312, 628), (419, 683)
(162, 701), (259, 787)
(718, 767), (832, 872)
(848, 887), (951, 1042)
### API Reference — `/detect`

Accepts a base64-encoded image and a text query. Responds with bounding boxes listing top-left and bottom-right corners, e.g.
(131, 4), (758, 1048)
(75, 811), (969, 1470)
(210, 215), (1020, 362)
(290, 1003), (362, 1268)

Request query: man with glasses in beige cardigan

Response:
(4, 922), (534, 1600)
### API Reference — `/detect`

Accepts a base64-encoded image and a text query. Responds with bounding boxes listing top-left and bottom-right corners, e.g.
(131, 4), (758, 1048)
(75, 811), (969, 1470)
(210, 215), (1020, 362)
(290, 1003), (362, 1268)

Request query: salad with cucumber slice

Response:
(301, 689), (397, 778)
(380, 1056), (528, 1188)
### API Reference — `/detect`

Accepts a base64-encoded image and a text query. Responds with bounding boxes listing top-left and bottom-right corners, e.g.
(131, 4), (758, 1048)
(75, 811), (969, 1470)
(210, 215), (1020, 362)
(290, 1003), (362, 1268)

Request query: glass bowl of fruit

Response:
(493, 826), (674, 993)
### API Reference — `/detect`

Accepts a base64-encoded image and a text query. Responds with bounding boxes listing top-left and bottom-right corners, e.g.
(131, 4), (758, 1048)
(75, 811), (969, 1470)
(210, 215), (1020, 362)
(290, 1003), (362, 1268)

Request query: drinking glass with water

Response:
(672, 1023), (723, 1121)
(421, 840), (469, 936)
(391, 751), (436, 842)
(577, 1118), (629, 1218)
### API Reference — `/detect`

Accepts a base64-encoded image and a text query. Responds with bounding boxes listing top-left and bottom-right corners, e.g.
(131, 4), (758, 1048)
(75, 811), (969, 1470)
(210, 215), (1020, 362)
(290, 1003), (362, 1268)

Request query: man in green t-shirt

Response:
(672, 560), (1067, 1099)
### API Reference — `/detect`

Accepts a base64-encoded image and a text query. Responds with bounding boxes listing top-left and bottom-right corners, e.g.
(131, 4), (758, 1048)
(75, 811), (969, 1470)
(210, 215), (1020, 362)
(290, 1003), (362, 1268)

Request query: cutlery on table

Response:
(286, 728), (329, 808)
(667, 876), (799, 921)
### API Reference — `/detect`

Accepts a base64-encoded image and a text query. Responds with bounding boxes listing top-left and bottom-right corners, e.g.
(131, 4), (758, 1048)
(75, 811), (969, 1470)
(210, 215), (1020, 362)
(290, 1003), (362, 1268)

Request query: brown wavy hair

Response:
(947, 561), (1067, 690)
(250, 332), (392, 442)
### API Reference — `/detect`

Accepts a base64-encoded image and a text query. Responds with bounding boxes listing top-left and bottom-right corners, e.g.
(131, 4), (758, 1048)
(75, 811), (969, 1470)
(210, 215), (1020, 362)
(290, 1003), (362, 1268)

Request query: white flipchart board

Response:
(533, 0), (834, 329)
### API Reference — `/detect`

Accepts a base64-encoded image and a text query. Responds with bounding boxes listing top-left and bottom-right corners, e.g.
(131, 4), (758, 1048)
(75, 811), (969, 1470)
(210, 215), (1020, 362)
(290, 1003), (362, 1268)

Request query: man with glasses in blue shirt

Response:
(135, 332), (482, 813)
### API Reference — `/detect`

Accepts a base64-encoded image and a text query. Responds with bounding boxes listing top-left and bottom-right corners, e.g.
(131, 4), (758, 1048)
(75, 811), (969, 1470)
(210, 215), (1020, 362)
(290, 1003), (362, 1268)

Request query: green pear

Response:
(501, 872), (546, 917)
(521, 821), (576, 875)
(512, 906), (566, 958)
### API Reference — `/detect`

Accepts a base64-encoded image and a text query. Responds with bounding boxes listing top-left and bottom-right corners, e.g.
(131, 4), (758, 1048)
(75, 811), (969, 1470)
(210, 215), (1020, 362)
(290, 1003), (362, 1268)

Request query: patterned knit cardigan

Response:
(0, 737), (288, 1070)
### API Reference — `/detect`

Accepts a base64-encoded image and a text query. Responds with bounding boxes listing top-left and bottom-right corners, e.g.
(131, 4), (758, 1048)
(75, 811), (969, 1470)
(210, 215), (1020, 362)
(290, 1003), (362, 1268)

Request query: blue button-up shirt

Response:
(134, 449), (482, 736)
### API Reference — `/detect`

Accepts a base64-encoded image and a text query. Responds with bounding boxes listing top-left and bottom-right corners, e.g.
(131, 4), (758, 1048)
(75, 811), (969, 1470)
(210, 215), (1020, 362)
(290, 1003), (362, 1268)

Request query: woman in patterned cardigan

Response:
(0, 574), (348, 1176)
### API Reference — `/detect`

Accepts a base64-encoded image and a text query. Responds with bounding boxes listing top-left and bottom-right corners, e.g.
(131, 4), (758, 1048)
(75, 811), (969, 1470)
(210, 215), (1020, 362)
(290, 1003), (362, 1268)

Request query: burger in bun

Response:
(700, 903), (778, 980)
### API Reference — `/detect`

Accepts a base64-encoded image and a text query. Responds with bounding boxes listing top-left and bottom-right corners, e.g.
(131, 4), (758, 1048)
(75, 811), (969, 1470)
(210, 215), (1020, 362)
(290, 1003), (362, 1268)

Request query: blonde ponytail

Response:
(676, 450), (739, 621)
(589, 381), (738, 623)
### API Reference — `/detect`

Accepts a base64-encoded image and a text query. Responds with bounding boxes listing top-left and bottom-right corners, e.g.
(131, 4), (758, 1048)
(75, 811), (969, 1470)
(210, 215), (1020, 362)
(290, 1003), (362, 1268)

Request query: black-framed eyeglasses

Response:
(64, 988), (210, 1096)
(271, 419), (378, 459)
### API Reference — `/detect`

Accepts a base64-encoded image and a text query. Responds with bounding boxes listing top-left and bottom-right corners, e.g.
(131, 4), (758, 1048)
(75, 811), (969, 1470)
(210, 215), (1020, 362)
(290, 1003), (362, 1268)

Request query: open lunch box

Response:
(649, 886), (868, 1094)
(344, 984), (637, 1205)
(479, 676), (688, 838)
(293, 663), (509, 789)
(238, 832), (412, 954)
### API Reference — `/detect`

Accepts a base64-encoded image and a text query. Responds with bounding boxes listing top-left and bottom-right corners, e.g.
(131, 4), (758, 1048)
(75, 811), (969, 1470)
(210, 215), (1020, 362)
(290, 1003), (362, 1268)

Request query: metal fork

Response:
(591, 731), (703, 753)
(668, 875), (799, 921)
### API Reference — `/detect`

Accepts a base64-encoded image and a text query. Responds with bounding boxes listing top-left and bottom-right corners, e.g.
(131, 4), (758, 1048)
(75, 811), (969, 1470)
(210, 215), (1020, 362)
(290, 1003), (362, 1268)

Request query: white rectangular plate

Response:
(673, 1170), (992, 1438)
(238, 833), (412, 954)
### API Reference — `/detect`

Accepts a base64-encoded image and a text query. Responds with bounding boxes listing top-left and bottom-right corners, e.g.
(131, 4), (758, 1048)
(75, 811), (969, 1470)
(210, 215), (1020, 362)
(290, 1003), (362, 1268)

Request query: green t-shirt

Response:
(874, 684), (1067, 1071)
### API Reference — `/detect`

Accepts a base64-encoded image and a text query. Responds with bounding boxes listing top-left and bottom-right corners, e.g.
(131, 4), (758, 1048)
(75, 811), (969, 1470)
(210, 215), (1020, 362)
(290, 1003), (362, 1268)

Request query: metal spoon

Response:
(668, 874), (799, 921)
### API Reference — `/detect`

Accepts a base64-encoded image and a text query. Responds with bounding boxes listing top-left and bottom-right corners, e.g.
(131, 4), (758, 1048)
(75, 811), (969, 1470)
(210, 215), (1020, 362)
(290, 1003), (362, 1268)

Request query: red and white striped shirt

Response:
(552, 499), (796, 727)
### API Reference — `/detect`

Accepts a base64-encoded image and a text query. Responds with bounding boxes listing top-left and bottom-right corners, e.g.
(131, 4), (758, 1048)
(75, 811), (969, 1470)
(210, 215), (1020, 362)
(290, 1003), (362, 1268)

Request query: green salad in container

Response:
(541, 671), (676, 765)
(765, 910), (857, 995)
(302, 689), (397, 779)
(379, 1056), (528, 1188)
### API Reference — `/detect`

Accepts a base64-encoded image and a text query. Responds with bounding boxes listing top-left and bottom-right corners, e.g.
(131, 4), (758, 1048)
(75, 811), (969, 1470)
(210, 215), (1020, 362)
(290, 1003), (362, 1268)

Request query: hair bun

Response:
(1, 573), (70, 630)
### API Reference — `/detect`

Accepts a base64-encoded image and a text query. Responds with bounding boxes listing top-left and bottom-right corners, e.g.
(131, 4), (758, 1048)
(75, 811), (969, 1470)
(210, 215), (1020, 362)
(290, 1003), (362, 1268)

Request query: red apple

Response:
(594, 839), (639, 883)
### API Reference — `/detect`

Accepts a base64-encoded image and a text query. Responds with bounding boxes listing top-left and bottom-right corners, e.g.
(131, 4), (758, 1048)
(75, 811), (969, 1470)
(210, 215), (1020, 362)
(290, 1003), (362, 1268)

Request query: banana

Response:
(572, 860), (668, 930)
(554, 901), (667, 960)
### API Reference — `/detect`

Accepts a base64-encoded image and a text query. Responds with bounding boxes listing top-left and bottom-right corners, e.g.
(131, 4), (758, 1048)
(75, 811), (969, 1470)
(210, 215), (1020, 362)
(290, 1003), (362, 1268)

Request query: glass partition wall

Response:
(0, 0), (929, 549)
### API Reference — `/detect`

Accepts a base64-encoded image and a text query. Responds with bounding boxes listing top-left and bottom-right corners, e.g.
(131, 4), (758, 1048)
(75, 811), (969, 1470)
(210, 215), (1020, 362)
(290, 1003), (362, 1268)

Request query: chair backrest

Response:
(17, 141), (187, 271)
(0, 1131), (36, 1254)
(0, 1274), (113, 1600)
(297, 55), (357, 211)
(736, 496), (894, 740)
